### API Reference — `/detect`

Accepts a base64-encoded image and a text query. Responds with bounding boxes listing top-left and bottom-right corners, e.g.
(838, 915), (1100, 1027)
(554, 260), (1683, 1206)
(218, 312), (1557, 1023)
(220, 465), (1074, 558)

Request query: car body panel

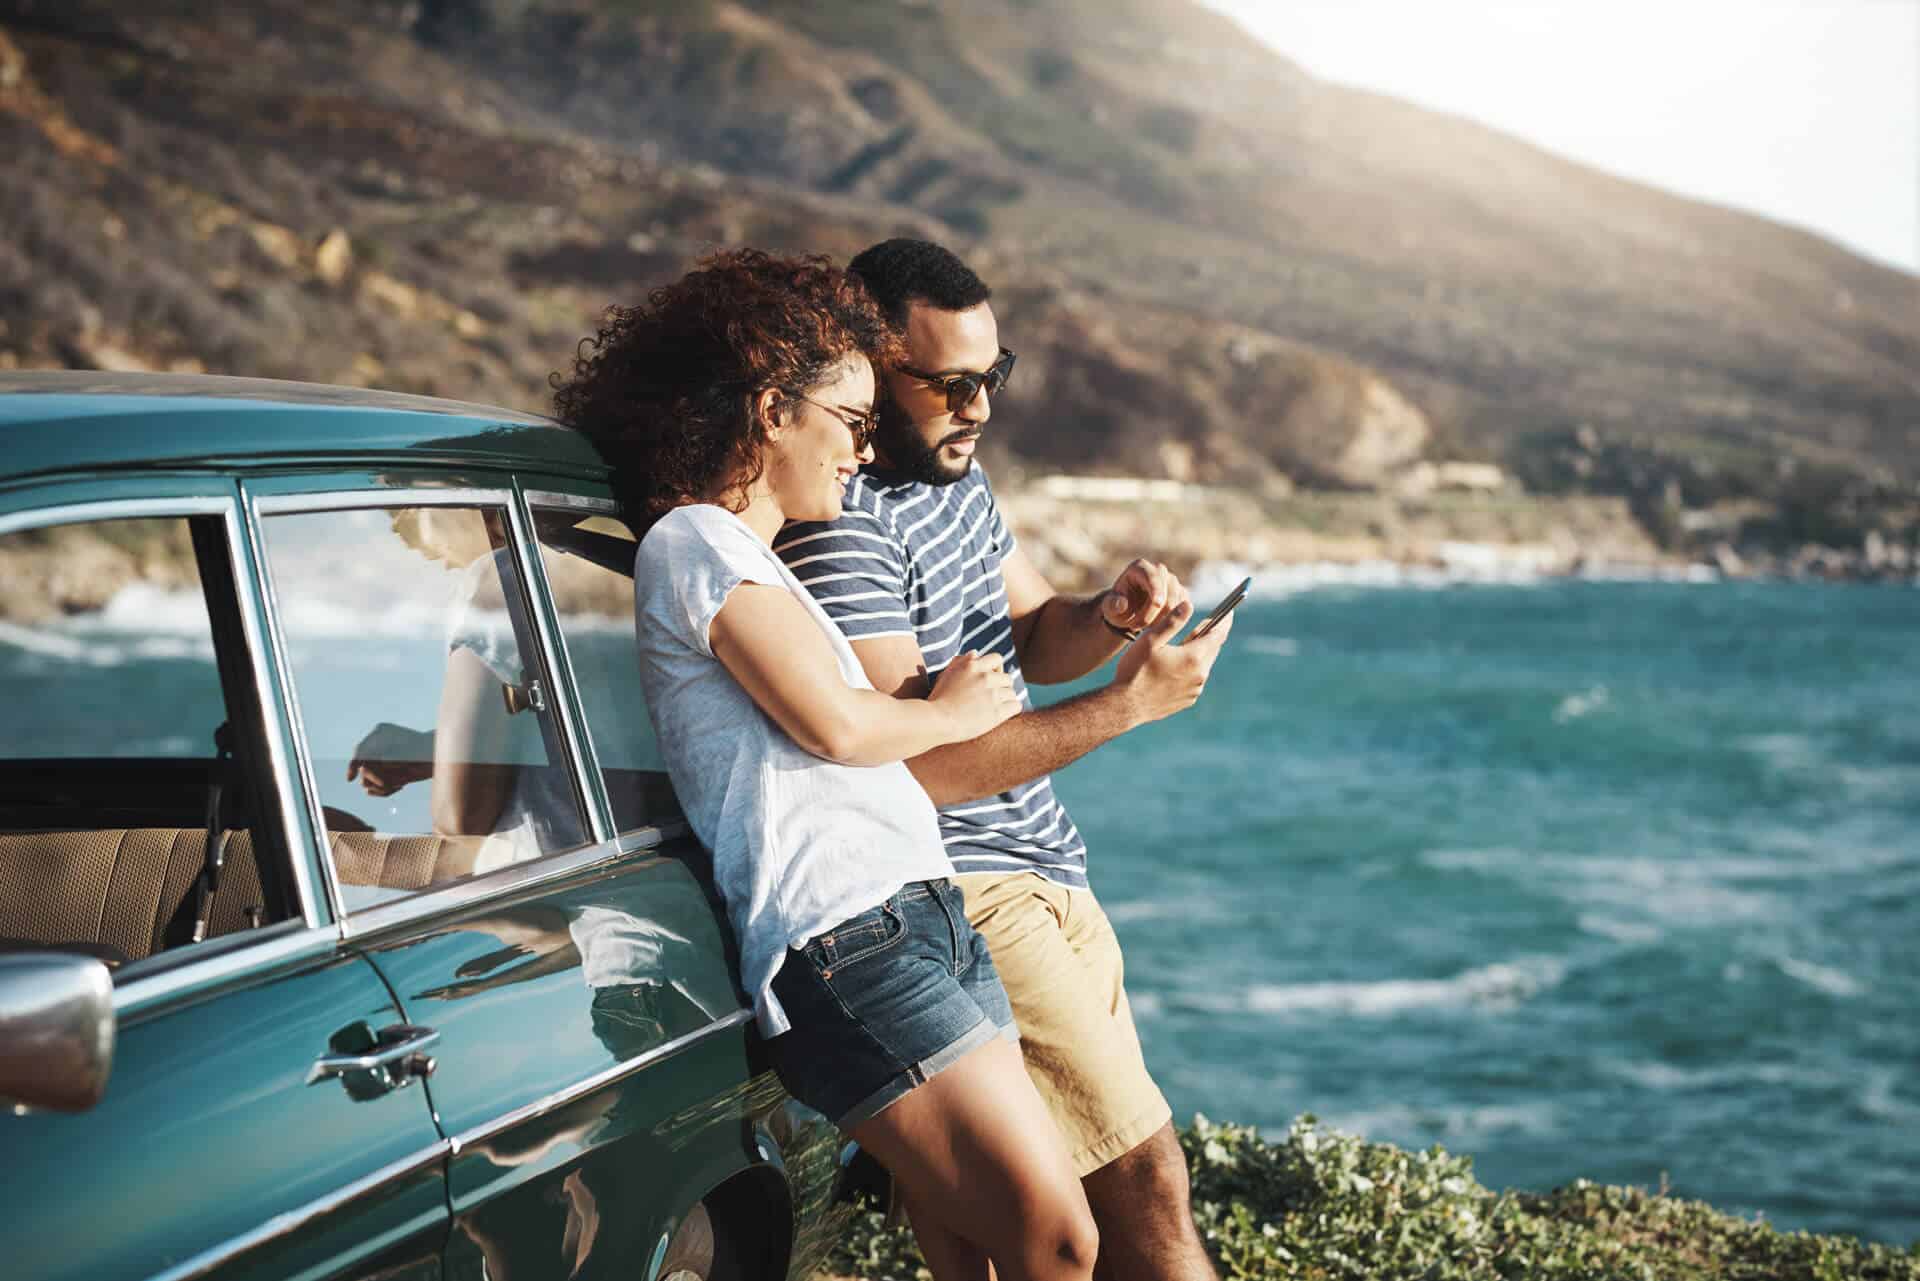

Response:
(0, 950), (447, 1281)
(0, 374), (603, 485)
(357, 842), (804, 1279)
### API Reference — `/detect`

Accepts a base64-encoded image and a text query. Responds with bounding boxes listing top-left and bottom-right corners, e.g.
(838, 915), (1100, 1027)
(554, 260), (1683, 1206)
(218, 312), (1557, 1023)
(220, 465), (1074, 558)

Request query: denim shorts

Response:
(766, 879), (1018, 1127)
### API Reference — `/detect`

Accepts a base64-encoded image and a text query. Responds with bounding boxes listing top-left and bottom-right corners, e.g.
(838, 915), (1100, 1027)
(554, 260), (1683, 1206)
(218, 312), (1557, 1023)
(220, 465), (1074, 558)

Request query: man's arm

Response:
(1004, 547), (1189, 685)
(852, 601), (1233, 806)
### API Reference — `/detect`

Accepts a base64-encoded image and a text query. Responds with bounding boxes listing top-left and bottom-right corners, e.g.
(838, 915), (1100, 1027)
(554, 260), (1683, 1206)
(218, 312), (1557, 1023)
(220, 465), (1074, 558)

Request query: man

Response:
(777, 238), (1232, 1281)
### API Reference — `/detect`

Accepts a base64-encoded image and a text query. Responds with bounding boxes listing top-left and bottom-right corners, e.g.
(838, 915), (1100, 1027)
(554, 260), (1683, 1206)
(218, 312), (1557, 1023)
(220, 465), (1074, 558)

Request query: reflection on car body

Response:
(0, 372), (856, 1281)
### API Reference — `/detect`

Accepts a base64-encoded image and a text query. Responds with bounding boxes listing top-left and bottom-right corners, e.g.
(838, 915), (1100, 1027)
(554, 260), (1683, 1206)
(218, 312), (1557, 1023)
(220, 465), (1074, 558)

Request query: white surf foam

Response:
(1553, 685), (1610, 723)
(1773, 955), (1865, 999)
(1228, 955), (1566, 1018)
(1320, 1100), (1559, 1142)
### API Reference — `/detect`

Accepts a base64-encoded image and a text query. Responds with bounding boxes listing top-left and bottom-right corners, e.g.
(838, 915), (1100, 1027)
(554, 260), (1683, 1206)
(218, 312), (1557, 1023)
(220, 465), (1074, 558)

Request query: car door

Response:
(246, 471), (821, 1281)
(0, 480), (448, 1281)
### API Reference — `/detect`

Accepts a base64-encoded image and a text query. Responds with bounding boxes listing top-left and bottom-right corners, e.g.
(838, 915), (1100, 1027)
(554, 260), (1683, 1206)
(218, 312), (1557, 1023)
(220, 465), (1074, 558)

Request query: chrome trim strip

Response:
(0, 495), (229, 538)
(252, 487), (515, 515)
(338, 837), (629, 941)
(507, 489), (609, 846)
(447, 1008), (755, 1156)
(142, 1139), (451, 1281)
(523, 489), (617, 513)
(615, 820), (689, 854)
(114, 924), (340, 1021)
(245, 487), (349, 926)
(224, 497), (322, 930)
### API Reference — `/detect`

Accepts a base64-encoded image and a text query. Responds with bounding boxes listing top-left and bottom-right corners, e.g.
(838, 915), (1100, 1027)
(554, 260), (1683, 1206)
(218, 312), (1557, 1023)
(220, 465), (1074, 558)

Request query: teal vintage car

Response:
(0, 372), (863, 1281)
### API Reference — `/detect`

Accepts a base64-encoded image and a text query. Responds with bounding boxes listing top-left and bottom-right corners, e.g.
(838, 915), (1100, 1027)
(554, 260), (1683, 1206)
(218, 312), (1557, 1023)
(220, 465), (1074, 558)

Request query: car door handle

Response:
(307, 1023), (440, 1098)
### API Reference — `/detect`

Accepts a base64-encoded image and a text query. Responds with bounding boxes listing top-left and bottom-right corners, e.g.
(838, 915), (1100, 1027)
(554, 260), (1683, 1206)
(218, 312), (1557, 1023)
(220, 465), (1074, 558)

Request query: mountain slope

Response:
(2, 0), (1914, 551)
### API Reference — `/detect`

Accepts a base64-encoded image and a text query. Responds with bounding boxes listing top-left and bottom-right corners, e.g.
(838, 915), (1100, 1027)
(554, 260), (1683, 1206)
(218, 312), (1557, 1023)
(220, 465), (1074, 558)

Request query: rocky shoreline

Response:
(997, 480), (1920, 596)
(2, 485), (1913, 626)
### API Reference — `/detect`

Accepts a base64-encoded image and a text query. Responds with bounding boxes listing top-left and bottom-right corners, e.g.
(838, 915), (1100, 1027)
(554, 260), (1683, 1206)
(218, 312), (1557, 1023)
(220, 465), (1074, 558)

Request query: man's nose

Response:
(957, 384), (991, 426)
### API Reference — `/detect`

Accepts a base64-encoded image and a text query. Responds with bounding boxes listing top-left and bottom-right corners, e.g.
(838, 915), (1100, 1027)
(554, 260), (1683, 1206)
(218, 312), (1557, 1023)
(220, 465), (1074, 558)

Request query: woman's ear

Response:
(754, 386), (785, 440)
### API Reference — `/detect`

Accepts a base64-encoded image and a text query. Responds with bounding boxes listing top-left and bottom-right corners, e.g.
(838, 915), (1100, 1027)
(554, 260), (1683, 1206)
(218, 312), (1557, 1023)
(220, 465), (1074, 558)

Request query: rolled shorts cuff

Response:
(837, 1015), (1019, 1128)
(1070, 1096), (1173, 1178)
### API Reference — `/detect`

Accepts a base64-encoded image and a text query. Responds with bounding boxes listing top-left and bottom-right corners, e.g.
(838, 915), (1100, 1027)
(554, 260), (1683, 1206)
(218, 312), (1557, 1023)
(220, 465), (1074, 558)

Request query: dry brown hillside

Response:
(2, 0), (1915, 559)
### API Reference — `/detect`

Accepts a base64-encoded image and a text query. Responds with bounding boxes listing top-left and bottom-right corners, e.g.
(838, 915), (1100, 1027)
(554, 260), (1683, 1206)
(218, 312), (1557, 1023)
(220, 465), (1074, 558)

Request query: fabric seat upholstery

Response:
(0, 828), (487, 961)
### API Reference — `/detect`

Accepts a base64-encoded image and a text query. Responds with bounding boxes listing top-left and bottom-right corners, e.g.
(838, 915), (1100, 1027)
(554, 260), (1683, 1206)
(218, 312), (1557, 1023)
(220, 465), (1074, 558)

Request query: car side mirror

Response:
(0, 953), (116, 1113)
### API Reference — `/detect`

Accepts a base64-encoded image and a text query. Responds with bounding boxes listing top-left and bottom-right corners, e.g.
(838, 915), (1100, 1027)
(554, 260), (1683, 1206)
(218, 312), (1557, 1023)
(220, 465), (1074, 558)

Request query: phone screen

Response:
(1187, 576), (1251, 641)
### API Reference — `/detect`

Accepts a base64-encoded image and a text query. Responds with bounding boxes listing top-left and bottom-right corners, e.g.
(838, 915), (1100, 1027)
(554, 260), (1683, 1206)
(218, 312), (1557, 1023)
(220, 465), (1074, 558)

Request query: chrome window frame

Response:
(245, 484), (631, 940)
(521, 488), (689, 848)
(0, 490), (335, 1018)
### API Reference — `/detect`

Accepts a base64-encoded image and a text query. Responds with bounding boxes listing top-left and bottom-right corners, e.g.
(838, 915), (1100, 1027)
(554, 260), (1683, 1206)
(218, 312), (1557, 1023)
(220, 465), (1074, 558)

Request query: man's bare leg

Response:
(1082, 1123), (1214, 1281)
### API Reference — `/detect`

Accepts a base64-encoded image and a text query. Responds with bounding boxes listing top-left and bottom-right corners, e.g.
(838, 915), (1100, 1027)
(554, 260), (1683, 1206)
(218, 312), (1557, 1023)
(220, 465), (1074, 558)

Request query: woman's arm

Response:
(708, 583), (1017, 766)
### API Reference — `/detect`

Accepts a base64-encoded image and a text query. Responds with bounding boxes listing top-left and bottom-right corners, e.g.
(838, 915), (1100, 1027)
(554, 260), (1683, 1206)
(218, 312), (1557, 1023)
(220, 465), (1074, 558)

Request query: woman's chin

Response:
(797, 493), (843, 523)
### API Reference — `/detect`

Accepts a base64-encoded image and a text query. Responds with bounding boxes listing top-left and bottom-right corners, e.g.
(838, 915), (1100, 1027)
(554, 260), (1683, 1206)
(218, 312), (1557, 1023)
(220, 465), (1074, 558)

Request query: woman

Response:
(553, 250), (1098, 1281)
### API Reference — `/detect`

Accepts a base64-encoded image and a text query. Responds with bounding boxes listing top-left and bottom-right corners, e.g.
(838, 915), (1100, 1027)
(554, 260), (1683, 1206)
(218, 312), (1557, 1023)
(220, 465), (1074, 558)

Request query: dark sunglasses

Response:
(897, 347), (1016, 413)
(796, 395), (880, 451)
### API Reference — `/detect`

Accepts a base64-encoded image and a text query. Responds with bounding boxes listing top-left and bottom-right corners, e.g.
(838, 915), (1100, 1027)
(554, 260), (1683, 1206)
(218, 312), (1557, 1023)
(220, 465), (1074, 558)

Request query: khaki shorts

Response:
(954, 871), (1171, 1176)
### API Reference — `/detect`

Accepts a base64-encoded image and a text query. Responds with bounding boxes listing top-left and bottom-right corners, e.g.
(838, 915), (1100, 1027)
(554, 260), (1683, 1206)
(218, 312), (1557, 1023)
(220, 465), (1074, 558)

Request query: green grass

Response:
(826, 1116), (1920, 1280)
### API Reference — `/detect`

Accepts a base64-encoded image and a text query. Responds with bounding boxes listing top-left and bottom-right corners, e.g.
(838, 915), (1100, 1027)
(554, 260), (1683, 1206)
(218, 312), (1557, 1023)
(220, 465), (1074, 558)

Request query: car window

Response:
(529, 507), (677, 833)
(260, 504), (588, 913)
(0, 513), (292, 968)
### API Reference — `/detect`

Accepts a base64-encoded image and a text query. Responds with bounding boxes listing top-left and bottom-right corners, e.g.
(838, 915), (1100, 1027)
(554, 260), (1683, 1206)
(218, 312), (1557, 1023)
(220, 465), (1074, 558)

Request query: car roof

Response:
(0, 372), (608, 483)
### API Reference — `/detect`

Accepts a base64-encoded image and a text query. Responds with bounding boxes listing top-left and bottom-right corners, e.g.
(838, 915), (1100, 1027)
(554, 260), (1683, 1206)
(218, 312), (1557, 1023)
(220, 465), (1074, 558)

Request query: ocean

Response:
(8, 571), (1915, 1245)
(1042, 574), (1920, 1246)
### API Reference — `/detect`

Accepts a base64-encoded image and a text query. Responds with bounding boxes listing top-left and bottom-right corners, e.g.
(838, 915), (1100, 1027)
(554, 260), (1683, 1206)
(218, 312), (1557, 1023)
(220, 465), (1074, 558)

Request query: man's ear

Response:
(755, 386), (786, 439)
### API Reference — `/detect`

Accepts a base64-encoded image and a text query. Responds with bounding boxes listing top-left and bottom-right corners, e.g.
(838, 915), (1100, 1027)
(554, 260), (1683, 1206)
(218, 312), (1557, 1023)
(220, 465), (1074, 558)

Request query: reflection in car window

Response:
(262, 505), (586, 912)
(0, 515), (285, 965)
(530, 508), (677, 832)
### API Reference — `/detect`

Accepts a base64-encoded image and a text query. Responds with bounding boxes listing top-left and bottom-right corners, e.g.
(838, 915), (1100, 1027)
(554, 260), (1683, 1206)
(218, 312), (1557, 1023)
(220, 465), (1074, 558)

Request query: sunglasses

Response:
(796, 395), (880, 451)
(897, 347), (1016, 414)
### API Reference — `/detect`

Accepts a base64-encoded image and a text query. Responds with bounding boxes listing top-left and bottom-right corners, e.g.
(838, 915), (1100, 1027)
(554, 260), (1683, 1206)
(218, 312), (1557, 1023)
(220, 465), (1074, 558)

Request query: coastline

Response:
(997, 482), (1920, 596)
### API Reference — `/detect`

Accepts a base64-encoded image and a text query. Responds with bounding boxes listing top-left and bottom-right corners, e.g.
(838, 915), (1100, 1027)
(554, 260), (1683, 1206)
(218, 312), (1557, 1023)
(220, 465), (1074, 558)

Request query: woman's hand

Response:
(929, 650), (1022, 741)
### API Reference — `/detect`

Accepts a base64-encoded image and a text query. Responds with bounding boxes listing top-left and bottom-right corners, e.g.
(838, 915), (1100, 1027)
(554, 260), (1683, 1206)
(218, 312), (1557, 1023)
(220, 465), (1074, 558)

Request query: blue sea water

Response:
(1042, 578), (1920, 1246)
(8, 574), (1915, 1245)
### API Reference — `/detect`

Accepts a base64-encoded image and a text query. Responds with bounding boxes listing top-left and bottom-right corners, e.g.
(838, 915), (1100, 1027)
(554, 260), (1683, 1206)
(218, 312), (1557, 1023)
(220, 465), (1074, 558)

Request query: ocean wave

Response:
(0, 597), (218, 668)
(1575, 914), (1664, 945)
(1598, 1056), (1839, 1093)
(1421, 847), (1796, 924)
(1188, 555), (1718, 598)
(1184, 956), (1568, 1019)
(1318, 1100), (1560, 1142)
(1553, 685), (1610, 723)
(1772, 955), (1864, 999)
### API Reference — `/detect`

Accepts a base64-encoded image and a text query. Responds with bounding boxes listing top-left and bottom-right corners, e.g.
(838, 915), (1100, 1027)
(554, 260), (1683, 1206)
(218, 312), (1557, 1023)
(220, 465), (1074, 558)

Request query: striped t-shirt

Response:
(776, 465), (1090, 889)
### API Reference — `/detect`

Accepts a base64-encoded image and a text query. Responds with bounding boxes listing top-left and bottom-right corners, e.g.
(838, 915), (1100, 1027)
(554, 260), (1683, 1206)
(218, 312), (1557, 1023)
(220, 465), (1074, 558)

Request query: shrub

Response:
(825, 1116), (1920, 1281)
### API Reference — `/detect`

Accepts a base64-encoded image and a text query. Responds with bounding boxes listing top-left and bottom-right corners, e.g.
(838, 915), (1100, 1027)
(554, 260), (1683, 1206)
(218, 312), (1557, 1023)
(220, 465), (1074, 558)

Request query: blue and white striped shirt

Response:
(777, 465), (1090, 889)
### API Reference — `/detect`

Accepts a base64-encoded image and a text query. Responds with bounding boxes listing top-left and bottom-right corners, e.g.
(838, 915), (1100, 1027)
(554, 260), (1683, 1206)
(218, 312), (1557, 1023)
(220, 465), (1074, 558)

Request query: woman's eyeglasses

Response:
(897, 347), (1016, 414)
(796, 396), (880, 451)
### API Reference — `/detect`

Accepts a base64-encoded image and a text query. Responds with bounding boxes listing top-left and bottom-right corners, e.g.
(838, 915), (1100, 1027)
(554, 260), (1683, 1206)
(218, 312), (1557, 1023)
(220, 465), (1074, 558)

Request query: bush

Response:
(825, 1116), (1920, 1281)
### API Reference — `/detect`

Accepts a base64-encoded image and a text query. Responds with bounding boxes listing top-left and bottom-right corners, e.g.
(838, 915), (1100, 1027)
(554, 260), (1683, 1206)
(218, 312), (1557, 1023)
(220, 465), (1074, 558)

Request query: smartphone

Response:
(1186, 575), (1251, 642)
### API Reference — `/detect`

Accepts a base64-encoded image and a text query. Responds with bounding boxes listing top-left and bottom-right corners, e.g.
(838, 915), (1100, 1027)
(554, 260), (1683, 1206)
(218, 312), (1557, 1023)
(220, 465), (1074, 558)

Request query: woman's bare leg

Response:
(849, 1036), (1096, 1281)
(904, 1191), (993, 1281)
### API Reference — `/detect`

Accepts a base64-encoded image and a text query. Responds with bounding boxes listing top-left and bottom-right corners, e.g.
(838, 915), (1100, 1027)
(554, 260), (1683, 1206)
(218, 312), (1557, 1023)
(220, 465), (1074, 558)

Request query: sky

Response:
(1203, 0), (1920, 276)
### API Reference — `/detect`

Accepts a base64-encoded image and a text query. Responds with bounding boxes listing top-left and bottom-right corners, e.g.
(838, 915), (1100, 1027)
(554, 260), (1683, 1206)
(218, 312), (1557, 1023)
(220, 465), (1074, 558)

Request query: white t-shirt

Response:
(632, 504), (950, 1036)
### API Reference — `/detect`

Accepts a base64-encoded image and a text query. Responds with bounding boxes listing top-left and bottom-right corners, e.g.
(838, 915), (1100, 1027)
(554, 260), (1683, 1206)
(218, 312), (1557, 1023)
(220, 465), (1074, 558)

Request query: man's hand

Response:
(347, 721), (436, 796)
(1112, 597), (1234, 724)
(1100, 558), (1189, 635)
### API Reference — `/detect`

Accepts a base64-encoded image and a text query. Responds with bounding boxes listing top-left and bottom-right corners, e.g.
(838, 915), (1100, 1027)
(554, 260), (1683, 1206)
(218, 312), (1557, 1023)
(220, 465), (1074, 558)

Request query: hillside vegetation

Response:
(829, 1117), (1920, 1281)
(1, 0), (1916, 565)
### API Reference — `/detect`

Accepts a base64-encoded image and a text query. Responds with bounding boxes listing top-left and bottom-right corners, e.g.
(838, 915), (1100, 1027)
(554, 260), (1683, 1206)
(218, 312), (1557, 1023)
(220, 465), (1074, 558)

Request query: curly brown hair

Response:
(551, 249), (902, 524)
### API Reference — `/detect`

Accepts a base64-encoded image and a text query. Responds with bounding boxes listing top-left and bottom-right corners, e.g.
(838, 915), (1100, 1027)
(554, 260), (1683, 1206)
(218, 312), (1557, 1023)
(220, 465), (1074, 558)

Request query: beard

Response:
(872, 396), (974, 487)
